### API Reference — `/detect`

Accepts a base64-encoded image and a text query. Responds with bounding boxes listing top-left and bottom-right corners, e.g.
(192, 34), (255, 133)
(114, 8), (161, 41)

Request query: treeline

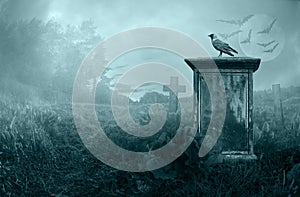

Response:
(0, 18), (103, 104)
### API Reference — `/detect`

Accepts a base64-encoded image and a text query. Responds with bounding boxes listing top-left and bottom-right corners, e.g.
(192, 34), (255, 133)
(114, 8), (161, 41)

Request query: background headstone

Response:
(163, 76), (186, 113)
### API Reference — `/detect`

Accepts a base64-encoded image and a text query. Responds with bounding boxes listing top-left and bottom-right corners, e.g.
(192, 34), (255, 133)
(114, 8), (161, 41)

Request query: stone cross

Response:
(163, 76), (186, 113)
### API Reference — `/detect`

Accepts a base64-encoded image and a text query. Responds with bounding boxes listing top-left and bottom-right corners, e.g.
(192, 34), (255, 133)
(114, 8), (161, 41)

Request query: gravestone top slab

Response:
(184, 57), (261, 72)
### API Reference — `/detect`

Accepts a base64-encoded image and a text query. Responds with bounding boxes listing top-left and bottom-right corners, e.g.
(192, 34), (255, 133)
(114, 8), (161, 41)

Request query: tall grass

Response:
(0, 99), (299, 196)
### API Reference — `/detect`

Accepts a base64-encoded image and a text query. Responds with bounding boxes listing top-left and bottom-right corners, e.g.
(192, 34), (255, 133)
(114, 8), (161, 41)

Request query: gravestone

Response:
(185, 57), (260, 161)
(272, 84), (285, 128)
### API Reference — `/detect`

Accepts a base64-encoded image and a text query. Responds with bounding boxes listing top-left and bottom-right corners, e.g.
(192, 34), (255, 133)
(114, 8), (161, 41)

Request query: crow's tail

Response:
(229, 47), (238, 54)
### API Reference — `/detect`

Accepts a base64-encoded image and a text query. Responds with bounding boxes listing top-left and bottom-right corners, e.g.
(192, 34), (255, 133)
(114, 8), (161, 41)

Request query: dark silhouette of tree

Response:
(0, 17), (103, 103)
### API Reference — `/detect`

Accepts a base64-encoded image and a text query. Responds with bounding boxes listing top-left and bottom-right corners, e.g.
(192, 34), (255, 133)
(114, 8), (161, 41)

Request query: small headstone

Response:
(272, 84), (285, 128)
(163, 76), (186, 113)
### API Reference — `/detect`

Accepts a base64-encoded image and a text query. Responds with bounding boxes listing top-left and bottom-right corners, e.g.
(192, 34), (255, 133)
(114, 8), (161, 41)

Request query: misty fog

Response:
(0, 0), (299, 104)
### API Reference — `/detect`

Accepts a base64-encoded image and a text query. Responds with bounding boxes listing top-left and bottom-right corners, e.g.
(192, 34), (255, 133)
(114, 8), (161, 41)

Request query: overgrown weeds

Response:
(0, 100), (299, 196)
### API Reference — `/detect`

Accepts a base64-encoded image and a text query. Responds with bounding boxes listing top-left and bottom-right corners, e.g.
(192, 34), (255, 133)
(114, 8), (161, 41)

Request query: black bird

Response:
(257, 19), (277, 34)
(256, 40), (276, 48)
(263, 43), (279, 53)
(208, 33), (238, 57)
(218, 30), (242, 41)
(216, 14), (254, 27)
(240, 29), (252, 44)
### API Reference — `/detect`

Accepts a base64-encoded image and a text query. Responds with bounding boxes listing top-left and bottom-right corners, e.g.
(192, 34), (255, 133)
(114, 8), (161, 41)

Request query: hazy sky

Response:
(1, 0), (300, 90)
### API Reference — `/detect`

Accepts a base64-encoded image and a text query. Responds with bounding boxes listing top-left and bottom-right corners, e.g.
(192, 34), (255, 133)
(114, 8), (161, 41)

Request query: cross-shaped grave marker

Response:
(163, 76), (186, 113)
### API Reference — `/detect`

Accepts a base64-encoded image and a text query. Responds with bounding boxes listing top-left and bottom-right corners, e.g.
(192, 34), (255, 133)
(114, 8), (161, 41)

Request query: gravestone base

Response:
(219, 151), (257, 162)
(205, 152), (258, 165)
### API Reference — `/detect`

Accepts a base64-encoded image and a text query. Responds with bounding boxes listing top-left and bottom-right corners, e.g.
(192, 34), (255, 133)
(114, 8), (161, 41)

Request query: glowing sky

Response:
(1, 0), (299, 90)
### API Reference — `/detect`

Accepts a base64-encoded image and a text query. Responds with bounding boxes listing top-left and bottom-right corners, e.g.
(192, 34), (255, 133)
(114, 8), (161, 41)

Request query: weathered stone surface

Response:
(185, 57), (260, 72)
(185, 57), (261, 162)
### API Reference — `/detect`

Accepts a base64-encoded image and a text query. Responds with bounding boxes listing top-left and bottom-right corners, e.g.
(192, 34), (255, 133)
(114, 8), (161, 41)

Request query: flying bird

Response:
(218, 30), (243, 41)
(240, 29), (252, 44)
(208, 33), (238, 57)
(257, 19), (277, 34)
(263, 43), (279, 53)
(216, 14), (254, 27)
(256, 40), (276, 48)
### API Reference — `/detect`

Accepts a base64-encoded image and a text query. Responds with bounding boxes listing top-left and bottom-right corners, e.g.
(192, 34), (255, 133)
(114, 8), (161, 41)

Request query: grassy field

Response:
(0, 99), (299, 196)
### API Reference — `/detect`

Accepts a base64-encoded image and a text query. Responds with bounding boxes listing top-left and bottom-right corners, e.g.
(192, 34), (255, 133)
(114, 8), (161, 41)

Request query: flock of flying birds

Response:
(216, 15), (279, 53)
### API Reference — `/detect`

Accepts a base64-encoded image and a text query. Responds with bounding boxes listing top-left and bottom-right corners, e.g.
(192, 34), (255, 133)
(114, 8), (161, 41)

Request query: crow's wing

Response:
(266, 40), (276, 46)
(266, 19), (277, 33)
(257, 19), (277, 34)
(271, 43), (279, 51)
(228, 46), (238, 54)
(218, 30), (242, 41)
(241, 14), (254, 24)
(228, 30), (242, 37)
(213, 39), (229, 50)
(213, 39), (238, 54)
(240, 39), (249, 44)
(240, 29), (252, 44)
(217, 15), (253, 27)
(263, 43), (279, 53)
(257, 43), (267, 47)
(216, 19), (239, 25)
(248, 29), (252, 39)
(257, 40), (276, 47)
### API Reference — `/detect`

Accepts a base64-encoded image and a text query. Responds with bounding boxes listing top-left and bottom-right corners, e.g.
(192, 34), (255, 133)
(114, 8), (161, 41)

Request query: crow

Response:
(256, 40), (276, 48)
(216, 14), (254, 27)
(240, 29), (252, 44)
(218, 30), (242, 41)
(257, 19), (277, 34)
(208, 33), (238, 57)
(263, 43), (279, 53)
